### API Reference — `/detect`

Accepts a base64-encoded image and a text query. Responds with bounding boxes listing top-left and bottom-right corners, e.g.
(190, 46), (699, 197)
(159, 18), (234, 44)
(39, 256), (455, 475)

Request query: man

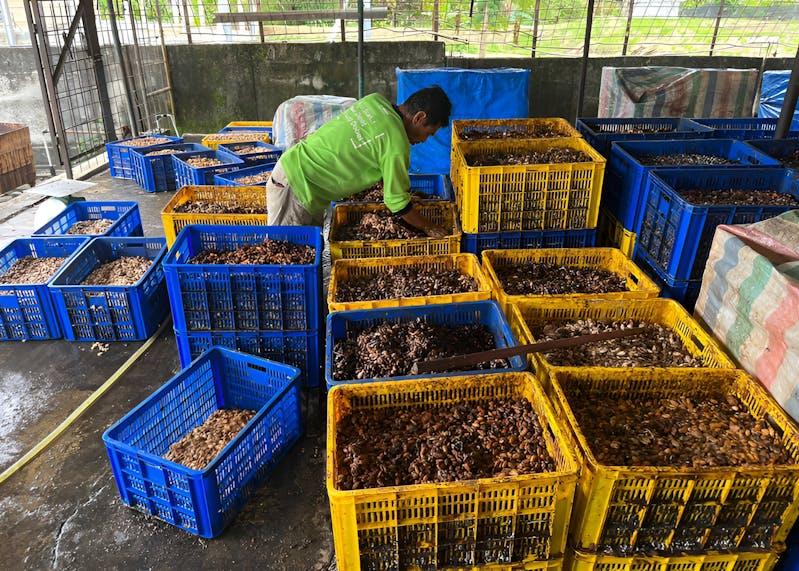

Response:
(265, 85), (452, 238)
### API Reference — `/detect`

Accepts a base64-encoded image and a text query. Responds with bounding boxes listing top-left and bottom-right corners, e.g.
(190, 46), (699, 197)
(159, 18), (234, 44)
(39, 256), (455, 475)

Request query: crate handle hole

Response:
(690, 334), (705, 352)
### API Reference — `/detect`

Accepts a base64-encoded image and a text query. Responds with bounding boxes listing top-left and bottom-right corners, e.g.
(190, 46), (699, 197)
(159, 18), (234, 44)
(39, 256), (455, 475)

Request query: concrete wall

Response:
(166, 42), (445, 133)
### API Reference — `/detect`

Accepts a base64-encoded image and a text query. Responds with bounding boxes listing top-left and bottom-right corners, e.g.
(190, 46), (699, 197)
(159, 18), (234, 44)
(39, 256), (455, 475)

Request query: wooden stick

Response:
(410, 327), (649, 374)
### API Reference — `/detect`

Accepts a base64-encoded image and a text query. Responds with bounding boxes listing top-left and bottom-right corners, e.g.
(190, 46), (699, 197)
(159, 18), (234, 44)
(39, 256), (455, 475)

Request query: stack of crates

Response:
(105, 134), (183, 179)
(690, 117), (799, 140)
(450, 119), (605, 257)
(130, 142), (210, 192)
(600, 138), (780, 259)
(633, 167), (799, 310)
(163, 224), (324, 388)
(550, 367), (799, 570)
(201, 122), (273, 150)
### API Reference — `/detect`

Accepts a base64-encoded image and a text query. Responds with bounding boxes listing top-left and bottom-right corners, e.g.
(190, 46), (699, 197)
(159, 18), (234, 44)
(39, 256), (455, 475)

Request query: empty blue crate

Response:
(49, 237), (169, 341)
(106, 134), (182, 179)
(33, 201), (143, 238)
(218, 141), (282, 166)
(103, 347), (302, 538)
(575, 117), (712, 156)
(325, 300), (526, 390)
(462, 228), (596, 256)
(130, 142), (210, 192)
(172, 149), (245, 187)
(214, 162), (277, 186)
(174, 329), (322, 388)
(637, 167), (799, 282)
(163, 224), (323, 332)
(606, 138), (781, 233)
(690, 117), (799, 140)
(0, 236), (88, 340)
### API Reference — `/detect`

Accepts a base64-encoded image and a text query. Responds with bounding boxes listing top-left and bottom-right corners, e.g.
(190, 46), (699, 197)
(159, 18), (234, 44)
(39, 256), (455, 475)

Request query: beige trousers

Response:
(265, 160), (324, 226)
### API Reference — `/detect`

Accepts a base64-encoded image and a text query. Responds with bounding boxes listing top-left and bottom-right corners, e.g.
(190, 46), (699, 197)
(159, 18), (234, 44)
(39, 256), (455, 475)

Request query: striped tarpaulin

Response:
(695, 210), (799, 421)
(272, 95), (356, 150)
(598, 66), (759, 119)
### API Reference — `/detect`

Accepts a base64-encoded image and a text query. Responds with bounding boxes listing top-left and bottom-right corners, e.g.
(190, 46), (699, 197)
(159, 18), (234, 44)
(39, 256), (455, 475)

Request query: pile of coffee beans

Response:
(333, 319), (506, 380)
(467, 148), (590, 167)
(639, 153), (739, 166)
(173, 200), (266, 214)
(495, 262), (627, 295)
(164, 408), (256, 470)
(0, 256), (67, 284)
(81, 256), (152, 285)
(335, 267), (477, 302)
(190, 239), (315, 265)
(336, 211), (427, 241)
(678, 188), (799, 206)
(336, 398), (554, 489)
(66, 219), (114, 235)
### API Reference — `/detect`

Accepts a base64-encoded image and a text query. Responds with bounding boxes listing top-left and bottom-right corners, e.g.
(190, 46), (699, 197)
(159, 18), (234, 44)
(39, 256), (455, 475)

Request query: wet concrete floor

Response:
(0, 173), (335, 570)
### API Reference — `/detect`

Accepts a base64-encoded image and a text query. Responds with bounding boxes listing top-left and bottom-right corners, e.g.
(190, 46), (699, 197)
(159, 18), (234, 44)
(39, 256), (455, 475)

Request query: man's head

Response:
(399, 85), (452, 145)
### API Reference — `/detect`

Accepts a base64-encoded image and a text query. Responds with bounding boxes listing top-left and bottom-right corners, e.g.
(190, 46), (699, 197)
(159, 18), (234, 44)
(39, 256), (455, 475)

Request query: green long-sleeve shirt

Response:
(279, 93), (412, 216)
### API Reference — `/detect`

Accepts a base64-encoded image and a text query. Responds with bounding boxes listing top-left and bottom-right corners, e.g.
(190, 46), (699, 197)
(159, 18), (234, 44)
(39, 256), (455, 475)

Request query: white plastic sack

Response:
(272, 95), (356, 150)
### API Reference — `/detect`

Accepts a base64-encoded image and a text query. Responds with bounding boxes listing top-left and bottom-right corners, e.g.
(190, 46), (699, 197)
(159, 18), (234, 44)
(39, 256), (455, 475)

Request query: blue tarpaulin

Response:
(396, 67), (530, 174)
(759, 70), (799, 129)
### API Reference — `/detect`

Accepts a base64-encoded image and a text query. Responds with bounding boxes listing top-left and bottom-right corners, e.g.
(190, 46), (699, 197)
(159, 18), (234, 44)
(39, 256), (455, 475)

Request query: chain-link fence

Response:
(3, 0), (798, 58)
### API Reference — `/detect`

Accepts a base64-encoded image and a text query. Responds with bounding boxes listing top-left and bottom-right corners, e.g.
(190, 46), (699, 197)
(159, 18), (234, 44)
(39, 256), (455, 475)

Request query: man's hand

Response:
(425, 225), (448, 238)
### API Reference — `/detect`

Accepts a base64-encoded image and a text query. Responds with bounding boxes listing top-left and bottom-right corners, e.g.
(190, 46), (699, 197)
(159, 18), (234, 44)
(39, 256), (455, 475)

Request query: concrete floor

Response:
(0, 173), (335, 570)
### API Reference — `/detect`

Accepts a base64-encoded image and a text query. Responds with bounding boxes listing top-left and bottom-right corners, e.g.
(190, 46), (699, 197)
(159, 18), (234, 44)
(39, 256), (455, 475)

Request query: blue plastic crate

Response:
(103, 347), (302, 538)
(218, 141), (282, 166)
(130, 143), (210, 192)
(575, 117), (712, 157)
(172, 150), (246, 187)
(32, 201), (143, 238)
(606, 138), (782, 233)
(744, 139), (799, 182)
(106, 135), (183, 179)
(331, 174), (455, 208)
(325, 300), (526, 390)
(462, 228), (597, 257)
(213, 162), (277, 186)
(637, 167), (799, 282)
(174, 329), (321, 388)
(0, 237), (89, 340)
(690, 117), (799, 140)
(635, 249), (702, 312)
(163, 224), (323, 333)
(49, 237), (169, 341)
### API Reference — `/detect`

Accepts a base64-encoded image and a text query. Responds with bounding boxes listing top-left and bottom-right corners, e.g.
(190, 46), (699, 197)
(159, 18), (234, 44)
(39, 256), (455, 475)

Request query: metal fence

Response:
(4, 0), (797, 58)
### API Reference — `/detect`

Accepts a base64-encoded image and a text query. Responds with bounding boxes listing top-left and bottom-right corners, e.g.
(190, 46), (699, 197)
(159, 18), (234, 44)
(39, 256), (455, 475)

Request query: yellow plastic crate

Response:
(329, 202), (461, 261)
(201, 131), (272, 150)
(568, 548), (781, 571)
(224, 121), (273, 129)
(506, 297), (736, 389)
(548, 368), (799, 555)
(451, 137), (606, 233)
(452, 119), (582, 146)
(481, 247), (659, 312)
(160, 185), (268, 246)
(597, 208), (636, 259)
(327, 372), (580, 571)
(328, 253), (493, 313)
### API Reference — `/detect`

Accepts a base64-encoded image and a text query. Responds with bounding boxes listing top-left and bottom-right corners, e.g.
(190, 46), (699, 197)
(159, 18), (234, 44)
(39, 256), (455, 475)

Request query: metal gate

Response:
(23, 0), (174, 178)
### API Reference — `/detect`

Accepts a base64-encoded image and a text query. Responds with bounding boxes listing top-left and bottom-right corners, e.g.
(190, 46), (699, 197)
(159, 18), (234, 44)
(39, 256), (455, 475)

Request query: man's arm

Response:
(400, 204), (448, 238)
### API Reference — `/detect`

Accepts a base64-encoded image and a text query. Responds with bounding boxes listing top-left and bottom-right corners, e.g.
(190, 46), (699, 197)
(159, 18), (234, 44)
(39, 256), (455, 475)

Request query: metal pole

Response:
(357, 0), (364, 98)
(576, 0), (595, 120)
(24, 0), (63, 174)
(80, 0), (116, 142)
(622, 0), (635, 56)
(127, 0), (152, 131)
(709, 0), (725, 56)
(155, 0), (177, 119)
(27, 0), (73, 178)
(775, 44), (799, 139)
(181, 0), (192, 44)
(106, 0), (139, 136)
(432, 0), (439, 42)
(531, 0), (540, 58)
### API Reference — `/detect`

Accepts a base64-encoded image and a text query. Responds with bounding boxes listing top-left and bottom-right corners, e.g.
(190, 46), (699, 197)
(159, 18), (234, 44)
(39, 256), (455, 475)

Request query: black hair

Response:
(402, 85), (452, 127)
